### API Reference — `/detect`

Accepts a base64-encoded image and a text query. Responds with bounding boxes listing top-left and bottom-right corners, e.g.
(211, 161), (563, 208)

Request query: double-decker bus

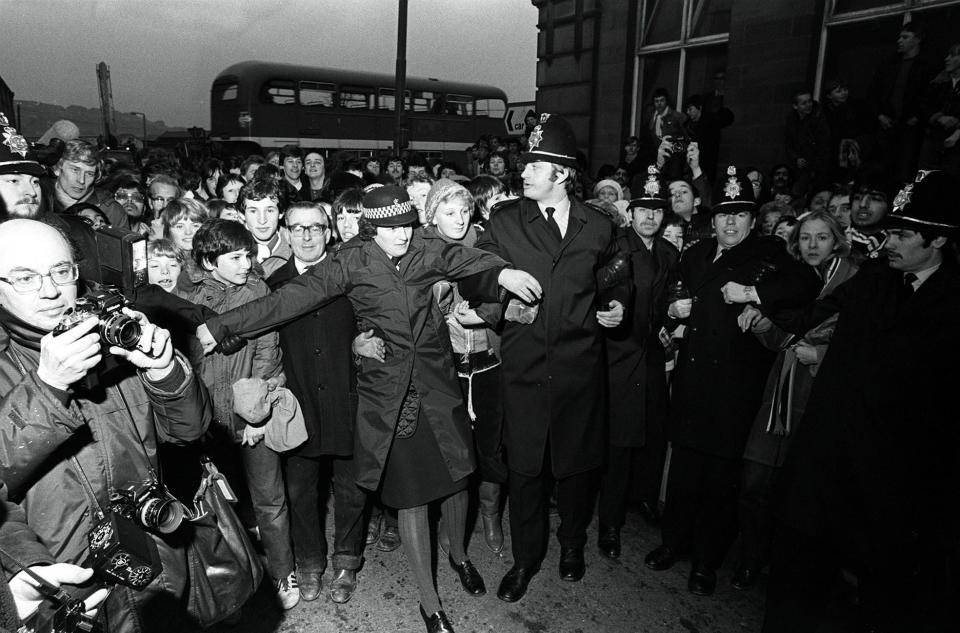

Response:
(210, 61), (508, 160)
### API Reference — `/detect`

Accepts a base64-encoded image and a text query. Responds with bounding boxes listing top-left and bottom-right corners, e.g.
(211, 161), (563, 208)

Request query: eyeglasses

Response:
(151, 196), (175, 206)
(115, 191), (145, 203)
(0, 263), (79, 294)
(289, 223), (329, 237)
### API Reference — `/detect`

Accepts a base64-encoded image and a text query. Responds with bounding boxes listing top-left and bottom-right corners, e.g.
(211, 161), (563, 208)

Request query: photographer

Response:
(0, 219), (212, 632)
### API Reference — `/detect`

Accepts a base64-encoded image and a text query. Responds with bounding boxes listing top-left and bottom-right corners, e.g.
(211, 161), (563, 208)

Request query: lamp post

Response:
(129, 111), (147, 149)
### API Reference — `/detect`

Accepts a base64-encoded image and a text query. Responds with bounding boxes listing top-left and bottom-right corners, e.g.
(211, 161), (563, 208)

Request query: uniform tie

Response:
(903, 272), (917, 296)
(545, 206), (562, 241)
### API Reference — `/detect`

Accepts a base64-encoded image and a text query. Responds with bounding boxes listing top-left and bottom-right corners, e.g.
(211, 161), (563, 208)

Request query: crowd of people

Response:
(0, 20), (957, 633)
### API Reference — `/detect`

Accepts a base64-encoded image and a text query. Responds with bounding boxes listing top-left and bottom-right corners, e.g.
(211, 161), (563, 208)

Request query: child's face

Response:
(662, 225), (683, 250)
(79, 208), (108, 230)
(147, 255), (182, 293)
(207, 249), (253, 286)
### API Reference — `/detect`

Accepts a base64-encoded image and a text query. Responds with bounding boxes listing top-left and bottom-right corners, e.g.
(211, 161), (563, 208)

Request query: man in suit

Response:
(263, 201), (366, 605)
(760, 170), (960, 633)
(644, 167), (820, 596)
(469, 114), (627, 603)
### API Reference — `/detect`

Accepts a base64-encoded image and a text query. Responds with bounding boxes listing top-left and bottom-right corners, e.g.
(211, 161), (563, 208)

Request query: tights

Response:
(398, 489), (469, 614)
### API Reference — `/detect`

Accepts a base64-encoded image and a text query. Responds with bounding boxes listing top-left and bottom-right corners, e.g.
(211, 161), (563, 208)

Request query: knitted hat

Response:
(593, 179), (624, 201)
(0, 113), (43, 176)
(884, 170), (959, 235)
(627, 165), (668, 211)
(711, 166), (757, 214)
(521, 113), (579, 169)
(424, 178), (471, 223)
(361, 184), (418, 227)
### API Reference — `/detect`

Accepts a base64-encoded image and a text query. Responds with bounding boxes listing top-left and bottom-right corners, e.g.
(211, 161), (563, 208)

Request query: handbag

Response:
(184, 457), (264, 627)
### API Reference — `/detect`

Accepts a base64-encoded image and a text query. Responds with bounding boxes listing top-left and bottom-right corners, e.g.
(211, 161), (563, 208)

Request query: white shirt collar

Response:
(295, 253), (326, 274)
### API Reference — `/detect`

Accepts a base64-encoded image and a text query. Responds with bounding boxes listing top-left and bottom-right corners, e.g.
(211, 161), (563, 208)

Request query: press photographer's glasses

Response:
(0, 263), (79, 294)
(289, 223), (328, 237)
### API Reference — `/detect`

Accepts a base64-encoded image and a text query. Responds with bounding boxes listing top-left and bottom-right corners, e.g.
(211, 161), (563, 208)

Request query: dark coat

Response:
(206, 231), (507, 491)
(606, 232), (678, 447)
(784, 103), (832, 173)
(670, 234), (820, 459)
(472, 197), (626, 478)
(773, 262), (960, 558)
(266, 258), (357, 457)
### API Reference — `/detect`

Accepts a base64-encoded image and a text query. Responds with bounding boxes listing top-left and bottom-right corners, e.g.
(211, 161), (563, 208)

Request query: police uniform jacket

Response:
(670, 233), (820, 459)
(605, 231), (678, 447)
(472, 197), (626, 478)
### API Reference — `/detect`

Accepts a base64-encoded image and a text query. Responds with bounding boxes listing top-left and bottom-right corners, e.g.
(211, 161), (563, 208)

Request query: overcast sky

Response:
(1, 0), (538, 127)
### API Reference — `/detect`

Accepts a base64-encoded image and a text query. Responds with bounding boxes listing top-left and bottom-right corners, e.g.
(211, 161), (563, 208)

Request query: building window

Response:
(816, 0), (960, 99)
(635, 0), (731, 133)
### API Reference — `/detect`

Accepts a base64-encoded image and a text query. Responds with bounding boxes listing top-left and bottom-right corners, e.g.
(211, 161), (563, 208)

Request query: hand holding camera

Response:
(106, 309), (175, 380)
(39, 317), (103, 390)
(10, 563), (109, 628)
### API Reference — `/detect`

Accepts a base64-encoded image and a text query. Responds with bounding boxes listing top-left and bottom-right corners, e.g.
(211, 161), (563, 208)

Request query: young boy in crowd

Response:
(174, 219), (299, 610)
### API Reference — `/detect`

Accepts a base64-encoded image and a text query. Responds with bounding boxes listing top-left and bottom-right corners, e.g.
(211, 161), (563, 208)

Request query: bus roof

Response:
(214, 61), (508, 101)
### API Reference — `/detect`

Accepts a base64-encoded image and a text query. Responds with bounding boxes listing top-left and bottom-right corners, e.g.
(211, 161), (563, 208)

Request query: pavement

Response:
(223, 505), (767, 633)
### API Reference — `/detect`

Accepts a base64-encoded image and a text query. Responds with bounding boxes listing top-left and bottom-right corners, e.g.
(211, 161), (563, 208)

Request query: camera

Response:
(110, 476), (185, 535)
(54, 287), (141, 350)
(670, 136), (690, 155)
(19, 585), (102, 633)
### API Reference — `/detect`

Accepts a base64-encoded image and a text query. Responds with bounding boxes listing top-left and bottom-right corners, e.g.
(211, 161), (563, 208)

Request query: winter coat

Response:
(784, 102), (832, 173)
(772, 262), (960, 560)
(470, 197), (628, 478)
(175, 274), (283, 434)
(743, 256), (859, 467)
(266, 258), (357, 457)
(606, 231), (678, 447)
(670, 234), (821, 459)
(0, 338), (211, 633)
(205, 230), (507, 491)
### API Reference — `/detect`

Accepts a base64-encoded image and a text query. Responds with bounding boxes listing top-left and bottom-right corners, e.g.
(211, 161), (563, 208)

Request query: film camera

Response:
(18, 581), (102, 633)
(85, 473), (183, 590)
(669, 135), (690, 155)
(53, 287), (142, 351)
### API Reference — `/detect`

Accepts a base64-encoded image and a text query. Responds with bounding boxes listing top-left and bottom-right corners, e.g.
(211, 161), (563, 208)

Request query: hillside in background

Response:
(14, 100), (184, 141)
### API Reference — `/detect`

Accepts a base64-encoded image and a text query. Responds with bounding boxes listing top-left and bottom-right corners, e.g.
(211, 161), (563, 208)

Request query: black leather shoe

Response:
(731, 567), (759, 590)
(419, 605), (455, 633)
(637, 500), (661, 525)
(688, 564), (717, 596)
(644, 544), (677, 571)
(481, 513), (503, 553)
(377, 524), (401, 552)
(296, 569), (322, 601)
(496, 566), (538, 603)
(597, 524), (621, 559)
(558, 547), (585, 581)
(329, 568), (358, 604)
(450, 558), (486, 596)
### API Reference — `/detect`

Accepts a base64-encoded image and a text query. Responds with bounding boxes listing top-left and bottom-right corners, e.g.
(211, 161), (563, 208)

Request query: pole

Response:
(393, 0), (408, 154)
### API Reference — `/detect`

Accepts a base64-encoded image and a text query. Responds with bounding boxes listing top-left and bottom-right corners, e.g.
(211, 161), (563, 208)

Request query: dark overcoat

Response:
(670, 234), (820, 459)
(206, 231), (506, 491)
(605, 231), (678, 447)
(266, 258), (357, 457)
(773, 262), (960, 557)
(473, 197), (625, 478)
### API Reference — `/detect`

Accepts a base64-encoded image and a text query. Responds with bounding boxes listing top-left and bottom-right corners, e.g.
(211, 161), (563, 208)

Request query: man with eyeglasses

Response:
(147, 175), (181, 218)
(0, 218), (212, 632)
(111, 177), (150, 236)
(263, 201), (367, 605)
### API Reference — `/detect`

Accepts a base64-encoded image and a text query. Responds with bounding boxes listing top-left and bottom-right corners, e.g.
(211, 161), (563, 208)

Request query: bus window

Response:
(445, 94), (473, 116)
(262, 80), (296, 105)
(214, 83), (238, 101)
(378, 88), (410, 111)
(340, 86), (373, 109)
(476, 98), (506, 118)
(409, 91), (435, 113)
(301, 82), (335, 107)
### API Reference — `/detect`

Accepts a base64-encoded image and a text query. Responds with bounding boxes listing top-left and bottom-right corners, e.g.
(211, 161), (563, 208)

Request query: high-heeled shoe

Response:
(419, 605), (455, 633)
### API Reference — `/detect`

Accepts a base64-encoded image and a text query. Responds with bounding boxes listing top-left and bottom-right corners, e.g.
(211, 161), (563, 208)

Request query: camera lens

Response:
(139, 496), (184, 534)
(101, 313), (141, 349)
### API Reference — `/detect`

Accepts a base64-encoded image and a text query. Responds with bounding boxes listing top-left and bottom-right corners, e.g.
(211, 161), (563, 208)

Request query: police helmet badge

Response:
(528, 127), (543, 150)
(723, 166), (741, 200)
(2, 126), (29, 158)
(643, 165), (661, 197)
